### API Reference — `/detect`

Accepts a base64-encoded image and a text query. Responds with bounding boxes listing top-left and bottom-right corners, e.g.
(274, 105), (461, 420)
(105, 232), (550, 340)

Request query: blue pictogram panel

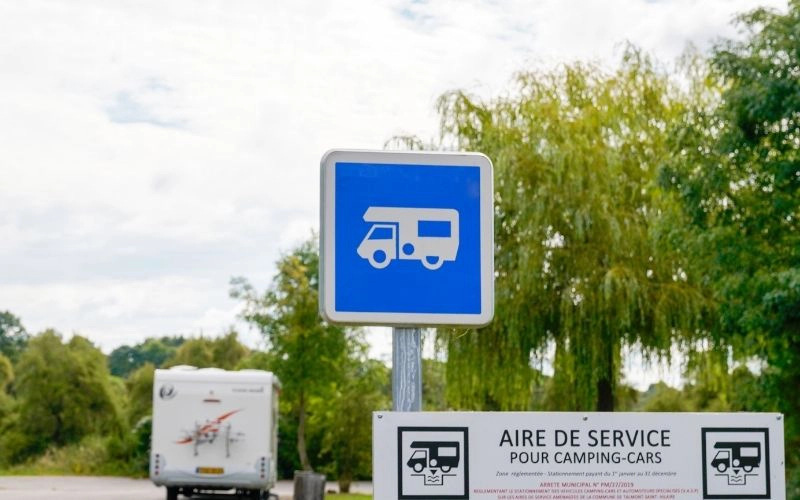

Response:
(334, 162), (481, 315)
(320, 150), (493, 326)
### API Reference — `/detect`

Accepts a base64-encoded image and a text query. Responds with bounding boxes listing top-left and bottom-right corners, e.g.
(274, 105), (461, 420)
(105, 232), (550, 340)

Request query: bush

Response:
(7, 435), (111, 475)
(107, 416), (152, 476)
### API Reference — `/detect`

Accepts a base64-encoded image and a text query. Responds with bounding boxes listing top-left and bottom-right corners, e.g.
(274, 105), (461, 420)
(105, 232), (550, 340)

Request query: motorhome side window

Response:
(418, 220), (452, 237)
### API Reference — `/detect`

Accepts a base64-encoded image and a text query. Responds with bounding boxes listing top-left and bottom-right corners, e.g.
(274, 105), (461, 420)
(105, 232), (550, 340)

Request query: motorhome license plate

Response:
(196, 466), (224, 474)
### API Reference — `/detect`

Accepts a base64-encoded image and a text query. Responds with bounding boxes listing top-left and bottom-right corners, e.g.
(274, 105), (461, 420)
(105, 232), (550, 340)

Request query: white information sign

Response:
(373, 411), (786, 500)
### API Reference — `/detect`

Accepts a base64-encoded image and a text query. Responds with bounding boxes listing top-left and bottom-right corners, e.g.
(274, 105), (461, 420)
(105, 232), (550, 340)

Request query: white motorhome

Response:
(357, 206), (460, 270)
(150, 367), (280, 500)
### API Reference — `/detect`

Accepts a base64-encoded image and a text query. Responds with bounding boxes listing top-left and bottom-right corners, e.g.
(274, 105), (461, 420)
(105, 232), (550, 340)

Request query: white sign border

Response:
(320, 149), (494, 326)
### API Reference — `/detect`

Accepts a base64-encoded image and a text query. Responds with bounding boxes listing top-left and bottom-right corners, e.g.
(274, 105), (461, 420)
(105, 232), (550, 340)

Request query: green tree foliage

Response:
(272, 399), (306, 479)
(637, 382), (691, 412)
(435, 50), (710, 411)
(231, 236), (351, 471)
(108, 336), (185, 378)
(0, 354), (13, 391)
(10, 331), (123, 459)
(210, 330), (251, 369)
(164, 331), (248, 369)
(727, 366), (778, 413)
(106, 416), (152, 476)
(126, 363), (155, 425)
(0, 353), (16, 466)
(167, 337), (214, 367)
(0, 311), (29, 362)
(422, 359), (448, 411)
(235, 351), (273, 371)
(680, 348), (732, 411)
(660, 2), (800, 486)
(316, 356), (390, 492)
(613, 383), (640, 411)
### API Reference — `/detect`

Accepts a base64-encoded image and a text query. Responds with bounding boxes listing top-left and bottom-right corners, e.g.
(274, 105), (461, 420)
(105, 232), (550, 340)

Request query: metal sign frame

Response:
(319, 149), (494, 326)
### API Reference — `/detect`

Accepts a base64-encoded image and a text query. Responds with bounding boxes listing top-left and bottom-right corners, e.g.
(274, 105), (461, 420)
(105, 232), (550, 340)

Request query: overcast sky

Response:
(0, 0), (787, 384)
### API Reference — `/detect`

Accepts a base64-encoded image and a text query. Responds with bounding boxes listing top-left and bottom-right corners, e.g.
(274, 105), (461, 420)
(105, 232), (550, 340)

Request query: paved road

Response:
(0, 477), (372, 499)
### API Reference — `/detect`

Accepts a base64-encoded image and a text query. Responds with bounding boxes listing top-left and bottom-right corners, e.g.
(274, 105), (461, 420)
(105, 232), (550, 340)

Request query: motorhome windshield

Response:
(368, 226), (394, 239)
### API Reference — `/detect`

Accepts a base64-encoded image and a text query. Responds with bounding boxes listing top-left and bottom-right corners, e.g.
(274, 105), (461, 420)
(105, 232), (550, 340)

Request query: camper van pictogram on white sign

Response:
(357, 207), (459, 270)
(398, 426), (468, 499)
(702, 428), (770, 499)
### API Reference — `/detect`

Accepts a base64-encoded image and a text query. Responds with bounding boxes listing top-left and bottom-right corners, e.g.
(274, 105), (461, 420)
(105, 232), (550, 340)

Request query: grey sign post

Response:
(319, 150), (494, 413)
(392, 327), (422, 411)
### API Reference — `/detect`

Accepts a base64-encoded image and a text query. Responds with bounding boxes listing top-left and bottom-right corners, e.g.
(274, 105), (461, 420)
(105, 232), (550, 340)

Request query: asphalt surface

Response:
(0, 477), (373, 499)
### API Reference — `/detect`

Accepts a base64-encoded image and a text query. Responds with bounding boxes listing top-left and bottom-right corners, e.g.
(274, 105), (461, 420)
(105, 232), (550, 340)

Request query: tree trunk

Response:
(596, 338), (616, 412)
(297, 391), (312, 471)
(596, 376), (614, 412)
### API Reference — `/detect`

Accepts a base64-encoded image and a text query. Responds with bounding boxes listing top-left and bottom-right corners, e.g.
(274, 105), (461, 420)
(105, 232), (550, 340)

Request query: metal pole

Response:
(392, 327), (422, 411)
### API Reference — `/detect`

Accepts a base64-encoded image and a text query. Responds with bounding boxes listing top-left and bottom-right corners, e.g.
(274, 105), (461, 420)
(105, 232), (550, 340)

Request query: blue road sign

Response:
(320, 150), (494, 326)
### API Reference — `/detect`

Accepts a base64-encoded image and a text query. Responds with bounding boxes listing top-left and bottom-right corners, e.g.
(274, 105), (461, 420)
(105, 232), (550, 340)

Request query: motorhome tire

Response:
(166, 486), (178, 500)
(369, 250), (391, 269)
(421, 256), (443, 270)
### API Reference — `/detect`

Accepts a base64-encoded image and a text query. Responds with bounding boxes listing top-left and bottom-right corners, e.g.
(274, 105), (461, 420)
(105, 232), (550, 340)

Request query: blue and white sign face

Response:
(320, 150), (494, 326)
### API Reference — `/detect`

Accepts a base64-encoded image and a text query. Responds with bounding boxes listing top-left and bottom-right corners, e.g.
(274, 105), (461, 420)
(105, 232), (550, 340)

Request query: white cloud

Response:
(0, 276), (228, 349)
(0, 0), (787, 355)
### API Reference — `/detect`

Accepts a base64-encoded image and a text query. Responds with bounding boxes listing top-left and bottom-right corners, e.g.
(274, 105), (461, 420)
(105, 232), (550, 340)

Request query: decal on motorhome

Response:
(176, 409), (242, 444)
(176, 409), (245, 457)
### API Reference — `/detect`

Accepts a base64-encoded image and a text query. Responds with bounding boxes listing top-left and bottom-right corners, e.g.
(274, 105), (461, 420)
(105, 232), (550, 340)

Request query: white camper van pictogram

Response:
(357, 207), (460, 270)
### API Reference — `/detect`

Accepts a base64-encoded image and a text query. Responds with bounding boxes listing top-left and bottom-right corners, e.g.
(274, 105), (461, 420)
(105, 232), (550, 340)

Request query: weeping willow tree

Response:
(435, 49), (712, 411)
